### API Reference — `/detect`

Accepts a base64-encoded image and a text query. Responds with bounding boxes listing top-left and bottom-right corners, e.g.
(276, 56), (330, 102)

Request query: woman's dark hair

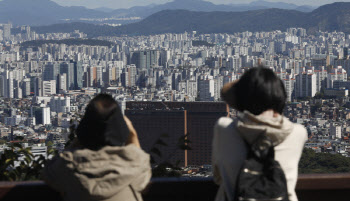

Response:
(221, 66), (286, 115)
(76, 94), (129, 150)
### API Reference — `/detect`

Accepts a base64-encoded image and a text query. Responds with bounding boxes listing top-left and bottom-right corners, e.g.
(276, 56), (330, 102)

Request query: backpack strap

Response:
(129, 185), (140, 201)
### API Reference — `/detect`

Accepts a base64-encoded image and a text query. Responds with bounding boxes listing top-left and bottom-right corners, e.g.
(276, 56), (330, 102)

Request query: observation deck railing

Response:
(0, 174), (350, 201)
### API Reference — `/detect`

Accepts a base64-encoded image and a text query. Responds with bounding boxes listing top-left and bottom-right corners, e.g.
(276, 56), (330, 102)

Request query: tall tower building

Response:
(295, 72), (317, 98)
(22, 78), (31, 97)
(73, 61), (83, 89)
(58, 73), (67, 92)
(43, 62), (60, 81)
(0, 29), (3, 41)
(344, 47), (349, 59)
(214, 76), (223, 101)
(50, 96), (71, 113)
(122, 65), (136, 87)
(330, 124), (342, 139)
(34, 77), (42, 97)
(131, 50), (160, 69)
(60, 62), (75, 90)
(327, 66), (347, 88)
(0, 74), (5, 97)
(3, 24), (11, 41)
(3, 71), (14, 98)
(283, 76), (295, 102)
(198, 77), (215, 101)
(42, 80), (56, 96)
(42, 107), (51, 125)
(96, 66), (103, 87)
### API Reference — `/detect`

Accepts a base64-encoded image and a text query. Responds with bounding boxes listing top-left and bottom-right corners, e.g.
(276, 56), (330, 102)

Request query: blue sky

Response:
(52, 0), (350, 9)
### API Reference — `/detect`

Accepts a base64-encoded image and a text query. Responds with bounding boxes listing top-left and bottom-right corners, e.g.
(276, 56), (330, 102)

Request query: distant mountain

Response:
(244, 1), (315, 12)
(94, 7), (115, 13)
(295, 5), (315, 13)
(247, 0), (301, 9)
(27, 2), (350, 37)
(307, 2), (350, 34)
(109, 0), (314, 18)
(0, 0), (316, 25)
(0, 0), (106, 25)
(114, 2), (350, 35)
(113, 9), (307, 35)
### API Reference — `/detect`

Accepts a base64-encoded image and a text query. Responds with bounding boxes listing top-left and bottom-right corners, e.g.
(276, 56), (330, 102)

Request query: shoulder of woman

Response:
(216, 117), (233, 126)
(215, 117), (234, 128)
(214, 117), (235, 134)
(289, 123), (308, 142)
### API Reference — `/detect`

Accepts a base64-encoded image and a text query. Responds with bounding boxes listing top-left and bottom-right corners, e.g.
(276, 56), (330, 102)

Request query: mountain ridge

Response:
(109, 0), (315, 18)
(23, 2), (350, 37)
(0, 0), (316, 25)
(0, 0), (106, 25)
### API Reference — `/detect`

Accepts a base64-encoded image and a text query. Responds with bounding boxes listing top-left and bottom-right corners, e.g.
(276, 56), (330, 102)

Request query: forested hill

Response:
(20, 39), (114, 50)
(26, 2), (350, 37)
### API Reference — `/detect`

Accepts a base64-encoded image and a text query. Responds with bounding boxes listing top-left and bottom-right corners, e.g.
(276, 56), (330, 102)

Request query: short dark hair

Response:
(76, 94), (129, 150)
(221, 67), (286, 115)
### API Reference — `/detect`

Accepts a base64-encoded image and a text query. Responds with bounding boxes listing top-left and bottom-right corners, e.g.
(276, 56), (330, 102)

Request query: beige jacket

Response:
(212, 111), (307, 201)
(42, 144), (152, 201)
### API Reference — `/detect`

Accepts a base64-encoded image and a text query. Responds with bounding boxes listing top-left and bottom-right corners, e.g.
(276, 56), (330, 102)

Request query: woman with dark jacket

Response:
(43, 94), (151, 201)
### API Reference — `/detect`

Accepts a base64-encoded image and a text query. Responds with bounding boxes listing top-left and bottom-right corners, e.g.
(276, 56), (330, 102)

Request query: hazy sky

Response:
(52, 0), (350, 9)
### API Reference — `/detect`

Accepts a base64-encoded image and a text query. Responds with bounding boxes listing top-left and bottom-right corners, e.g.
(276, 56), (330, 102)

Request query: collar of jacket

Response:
(236, 110), (294, 146)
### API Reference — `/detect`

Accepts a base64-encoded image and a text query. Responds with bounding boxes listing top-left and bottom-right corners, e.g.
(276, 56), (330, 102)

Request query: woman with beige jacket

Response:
(212, 67), (307, 201)
(43, 94), (151, 201)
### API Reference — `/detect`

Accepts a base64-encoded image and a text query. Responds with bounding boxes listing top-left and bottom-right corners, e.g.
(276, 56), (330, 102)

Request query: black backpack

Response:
(235, 133), (289, 201)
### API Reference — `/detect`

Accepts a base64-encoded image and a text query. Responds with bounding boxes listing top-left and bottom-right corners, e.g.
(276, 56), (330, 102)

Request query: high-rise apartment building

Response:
(0, 75), (5, 97)
(73, 61), (83, 89)
(50, 96), (71, 113)
(60, 62), (75, 90)
(43, 62), (60, 81)
(228, 56), (241, 72)
(344, 47), (349, 59)
(86, 66), (97, 87)
(314, 66), (328, 92)
(34, 77), (42, 97)
(214, 76), (223, 101)
(58, 73), (67, 92)
(22, 78), (31, 97)
(3, 24), (11, 41)
(295, 71), (317, 98)
(96, 66), (103, 87)
(131, 50), (160, 69)
(327, 66), (347, 88)
(283, 75), (295, 102)
(122, 65), (136, 87)
(186, 80), (198, 101)
(42, 80), (56, 96)
(14, 80), (22, 99)
(198, 76), (215, 101)
(42, 107), (51, 125)
(107, 66), (116, 84)
(0, 29), (3, 41)
(334, 58), (350, 73)
(330, 124), (342, 139)
(2, 70), (14, 98)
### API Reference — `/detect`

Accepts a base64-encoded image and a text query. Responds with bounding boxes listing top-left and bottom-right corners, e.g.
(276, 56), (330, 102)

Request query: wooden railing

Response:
(1, 174), (350, 201)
